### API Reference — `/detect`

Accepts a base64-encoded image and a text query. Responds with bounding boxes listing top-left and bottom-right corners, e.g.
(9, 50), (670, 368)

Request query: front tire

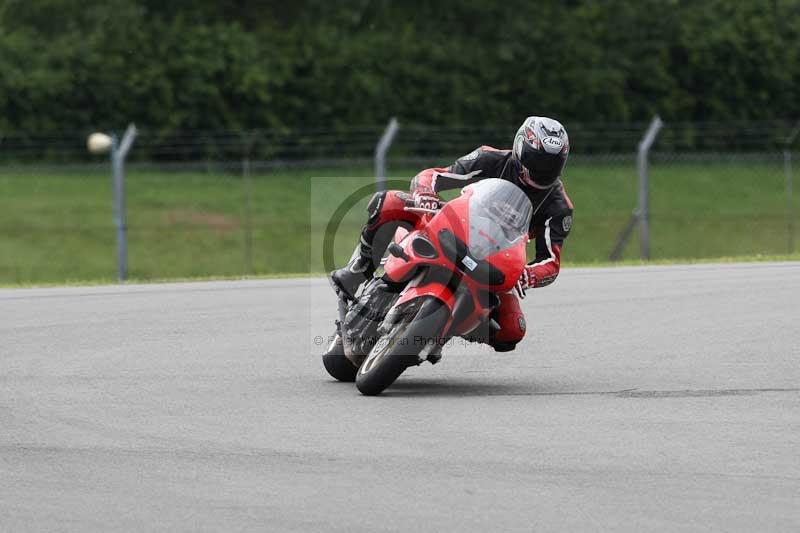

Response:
(322, 334), (358, 382)
(356, 297), (450, 396)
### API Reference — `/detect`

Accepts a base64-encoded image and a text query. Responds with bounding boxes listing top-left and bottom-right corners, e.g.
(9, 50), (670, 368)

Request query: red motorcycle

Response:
(323, 178), (533, 395)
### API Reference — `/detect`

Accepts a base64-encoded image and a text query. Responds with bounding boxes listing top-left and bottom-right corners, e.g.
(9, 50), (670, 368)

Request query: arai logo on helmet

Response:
(541, 136), (564, 152)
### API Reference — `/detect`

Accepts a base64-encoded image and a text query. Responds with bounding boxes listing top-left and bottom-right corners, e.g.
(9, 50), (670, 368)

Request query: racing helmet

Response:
(513, 116), (569, 189)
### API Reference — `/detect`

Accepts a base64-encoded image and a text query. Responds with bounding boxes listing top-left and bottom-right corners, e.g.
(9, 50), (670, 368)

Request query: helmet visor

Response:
(521, 150), (565, 187)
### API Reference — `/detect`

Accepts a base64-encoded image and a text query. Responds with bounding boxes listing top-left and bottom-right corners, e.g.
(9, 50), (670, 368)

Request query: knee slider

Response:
(490, 340), (518, 353)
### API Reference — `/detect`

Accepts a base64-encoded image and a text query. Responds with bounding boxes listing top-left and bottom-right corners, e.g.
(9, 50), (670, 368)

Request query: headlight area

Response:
(411, 235), (439, 258)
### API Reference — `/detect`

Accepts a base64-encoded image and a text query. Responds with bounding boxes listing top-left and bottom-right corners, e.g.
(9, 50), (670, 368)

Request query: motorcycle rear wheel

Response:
(355, 296), (449, 396)
(322, 333), (358, 382)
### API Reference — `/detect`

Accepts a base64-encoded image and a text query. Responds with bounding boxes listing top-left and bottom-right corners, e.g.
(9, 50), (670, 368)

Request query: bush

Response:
(0, 0), (798, 138)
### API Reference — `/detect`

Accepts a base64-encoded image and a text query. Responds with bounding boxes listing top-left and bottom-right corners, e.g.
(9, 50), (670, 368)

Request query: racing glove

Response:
(520, 264), (537, 288)
(412, 190), (440, 210)
(515, 264), (537, 298)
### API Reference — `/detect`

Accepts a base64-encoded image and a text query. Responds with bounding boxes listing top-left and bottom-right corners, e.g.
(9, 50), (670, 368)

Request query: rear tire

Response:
(356, 297), (449, 396)
(322, 334), (358, 382)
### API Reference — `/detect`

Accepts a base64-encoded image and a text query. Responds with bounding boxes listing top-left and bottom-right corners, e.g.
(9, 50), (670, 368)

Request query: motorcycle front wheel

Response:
(355, 296), (449, 396)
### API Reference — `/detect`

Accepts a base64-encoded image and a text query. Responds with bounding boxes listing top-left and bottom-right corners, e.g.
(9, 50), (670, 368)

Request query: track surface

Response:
(2, 263), (799, 532)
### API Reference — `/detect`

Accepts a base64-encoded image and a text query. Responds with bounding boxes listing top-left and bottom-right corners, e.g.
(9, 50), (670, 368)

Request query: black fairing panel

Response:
(438, 229), (506, 286)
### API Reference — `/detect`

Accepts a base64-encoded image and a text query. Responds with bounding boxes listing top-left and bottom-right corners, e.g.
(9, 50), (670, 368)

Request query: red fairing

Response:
(410, 167), (448, 195)
(530, 243), (561, 288)
(394, 280), (456, 313)
(485, 240), (528, 293)
(383, 194), (474, 287)
(383, 182), (531, 338)
(382, 229), (418, 283)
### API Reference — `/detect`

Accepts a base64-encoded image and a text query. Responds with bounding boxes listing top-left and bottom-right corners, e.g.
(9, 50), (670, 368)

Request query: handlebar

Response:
(403, 206), (440, 215)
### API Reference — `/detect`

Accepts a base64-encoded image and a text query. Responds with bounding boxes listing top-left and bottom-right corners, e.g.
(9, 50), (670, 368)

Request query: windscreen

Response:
(467, 179), (533, 260)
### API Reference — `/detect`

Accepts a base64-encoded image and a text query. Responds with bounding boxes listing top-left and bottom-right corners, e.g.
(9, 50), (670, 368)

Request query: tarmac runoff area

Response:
(1, 262), (799, 532)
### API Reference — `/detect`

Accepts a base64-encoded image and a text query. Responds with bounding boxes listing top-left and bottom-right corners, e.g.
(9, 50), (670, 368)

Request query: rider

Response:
(331, 116), (574, 351)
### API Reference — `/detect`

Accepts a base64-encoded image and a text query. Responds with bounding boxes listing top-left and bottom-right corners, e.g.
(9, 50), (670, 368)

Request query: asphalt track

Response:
(2, 262), (799, 532)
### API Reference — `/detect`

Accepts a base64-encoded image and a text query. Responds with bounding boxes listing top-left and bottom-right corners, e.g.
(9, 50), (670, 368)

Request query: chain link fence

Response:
(0, 122), (797, 283)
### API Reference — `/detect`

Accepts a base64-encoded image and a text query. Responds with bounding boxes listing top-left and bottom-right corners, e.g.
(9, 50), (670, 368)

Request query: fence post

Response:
(111, 124), (137, 282)
(784, 121), (800, 254)
(637, 116), (663, 260)
(786, 150), (795, 255)
(375, 117), (399, 192)
(609, 116), (663, 261)
(241, 134), (258, 275)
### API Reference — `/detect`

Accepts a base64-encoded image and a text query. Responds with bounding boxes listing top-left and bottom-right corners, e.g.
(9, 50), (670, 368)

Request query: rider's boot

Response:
(330, 244), (375, 301)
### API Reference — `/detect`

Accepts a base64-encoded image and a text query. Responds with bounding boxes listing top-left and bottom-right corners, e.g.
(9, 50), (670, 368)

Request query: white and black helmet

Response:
(513, 116), (569, 188)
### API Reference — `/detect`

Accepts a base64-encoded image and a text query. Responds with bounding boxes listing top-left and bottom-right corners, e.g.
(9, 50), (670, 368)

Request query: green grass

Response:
(1, 159), (797, 284)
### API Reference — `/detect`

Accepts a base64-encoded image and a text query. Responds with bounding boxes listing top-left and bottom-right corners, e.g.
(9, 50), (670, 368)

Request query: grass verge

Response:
(1, 158), (797, 284)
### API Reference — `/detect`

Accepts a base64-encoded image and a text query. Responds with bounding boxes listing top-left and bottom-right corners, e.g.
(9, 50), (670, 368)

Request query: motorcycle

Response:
(323, 178), (533, 395)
